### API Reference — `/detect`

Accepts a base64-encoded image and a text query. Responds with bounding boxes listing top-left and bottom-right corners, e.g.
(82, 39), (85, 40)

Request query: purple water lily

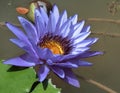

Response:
(4, 5), (102, 87)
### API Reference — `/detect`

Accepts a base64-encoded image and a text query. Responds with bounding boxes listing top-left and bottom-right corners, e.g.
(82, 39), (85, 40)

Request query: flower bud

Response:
(16, 0), (52, 22)
(27, 0), (52, 22)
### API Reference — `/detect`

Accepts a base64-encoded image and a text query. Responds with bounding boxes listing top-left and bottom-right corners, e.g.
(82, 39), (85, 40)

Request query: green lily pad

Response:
(0, 61), (61, 93)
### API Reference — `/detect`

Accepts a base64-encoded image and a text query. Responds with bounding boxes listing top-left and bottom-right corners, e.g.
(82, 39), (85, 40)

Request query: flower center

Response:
(39, 33), (72, 55)
(40, 40), (64, 55)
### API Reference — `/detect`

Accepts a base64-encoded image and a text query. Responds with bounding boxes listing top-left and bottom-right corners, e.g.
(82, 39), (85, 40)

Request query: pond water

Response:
(0, 0), (120, 93)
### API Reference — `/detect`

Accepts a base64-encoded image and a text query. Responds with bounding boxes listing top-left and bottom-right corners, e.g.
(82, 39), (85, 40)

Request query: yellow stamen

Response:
(41, 41), (64, 55)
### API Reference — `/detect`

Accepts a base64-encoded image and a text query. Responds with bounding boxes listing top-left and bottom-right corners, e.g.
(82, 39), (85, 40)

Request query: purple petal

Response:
(51, 66), (65, 78)
(47, 5), (59, 33)
(74, 38), (98, 48)
(38, 65), (50, 82)
(35, 9), (46, 38)
(70, 14), (78, 25)
(55, 54), (76, 62)
(72, 31), (91, 45)
(64, 69), (80, 87)
(71, 20), (85, 38)
(55, 62), (78, 68)
(18, 16), (38, 44)
(52, 5), (59, 24)
(70, 47), (90, 55)
(47, 12), (56, 33)
(79, 51), (103, 58)
(10, 38), (27, 48)
(6, 22), (28, 42)
(58, 10), (67, 27)
(68, 60), (93, 66)
(3, 57), (36, 67)
(20, 53), (43, 64)
(81, 25), (90, 32)
(38, 48), (53, 60)
(55, 10), (67, 34)
(39, 7), (49, 25)
(10, 38), (39, 59)
(78, 61), (93, 66)
(59, 19), (71, 37)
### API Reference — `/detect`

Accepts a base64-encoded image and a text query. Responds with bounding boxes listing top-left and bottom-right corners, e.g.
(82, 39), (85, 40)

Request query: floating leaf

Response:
(32, 79), (61, 93)
(0, 62), (61, 93)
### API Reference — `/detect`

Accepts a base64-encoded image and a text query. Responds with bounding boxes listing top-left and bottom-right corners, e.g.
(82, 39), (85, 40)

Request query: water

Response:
(0, 0), (120, 93)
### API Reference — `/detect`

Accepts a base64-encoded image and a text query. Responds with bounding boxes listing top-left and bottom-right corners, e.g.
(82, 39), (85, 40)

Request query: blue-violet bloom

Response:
(4, 5), (102, 87)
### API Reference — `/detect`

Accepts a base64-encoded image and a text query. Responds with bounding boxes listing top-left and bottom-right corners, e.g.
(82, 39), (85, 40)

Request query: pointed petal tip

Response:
(53, 4), (58, 9)
(3, 61), (8, 64)
(18, 16), (27, 23)
(93, 51), (104, 56)
(80, 20), (85, 25)
(5, 22), (14, 27)
(63, 10), (67, 15)
(75, 83), (80, 88)
(99, 51), (104, 55)
(5, 22), (10, 27)
(92, 38), (99, 44)
(5, 22), (8, 25)
(85, 62), (93, 66)
(18, 16), (22, 20)
(74, 14), (78, 19)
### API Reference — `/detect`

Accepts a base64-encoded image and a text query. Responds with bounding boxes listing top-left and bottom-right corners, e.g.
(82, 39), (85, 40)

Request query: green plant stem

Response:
(75, 74), (117, 93)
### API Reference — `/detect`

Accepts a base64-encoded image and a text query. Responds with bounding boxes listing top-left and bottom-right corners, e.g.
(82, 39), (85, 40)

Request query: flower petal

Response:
(47, 12), (56, 33)
(81, 25), (90, 32)
(74, 38), (98, 48)
(38, 65), (50, 82)
(38, 48), (53, 60)
(69, 14), (78, 25)
(59, 19), (71, 37)
(71, 47), (90, 55)
(55, 10), (67, 34)
(48, 5), (60, 33)
(52, 5), (59, 24)
(39, 7), (49, 25)
(18, 16), (38, 44)
(51, 66), (65, 78)
(79, 51), (103, 58)
(55, 62), (78, 68)
(6, 22), (28, 42)
(71, 20), (85, 38)
(72, 31), (91, 45)
(20, 53), (42, 64)
(64, 69), (80, 87)
(68, 60), (93, 66)
(10, 38), (27, 48)
(3, 57), (36, 67)
(78, 61), (93, 66)
(10, 38), (39, 58)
